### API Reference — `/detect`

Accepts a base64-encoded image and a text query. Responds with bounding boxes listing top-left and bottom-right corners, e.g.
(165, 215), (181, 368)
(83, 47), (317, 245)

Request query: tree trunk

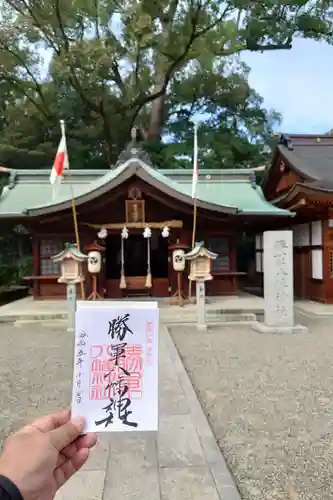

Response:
(147, 5), (178, 142)
(100, 111), (115, 164)
(147, 90), (167, 141)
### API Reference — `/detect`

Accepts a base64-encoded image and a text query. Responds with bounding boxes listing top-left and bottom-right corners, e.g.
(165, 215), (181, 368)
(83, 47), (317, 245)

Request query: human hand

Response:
(0, 409), (97, 500)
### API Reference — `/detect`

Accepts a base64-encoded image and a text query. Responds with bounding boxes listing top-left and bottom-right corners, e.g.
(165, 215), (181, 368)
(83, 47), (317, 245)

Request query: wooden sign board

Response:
(125, 200), (145, 223)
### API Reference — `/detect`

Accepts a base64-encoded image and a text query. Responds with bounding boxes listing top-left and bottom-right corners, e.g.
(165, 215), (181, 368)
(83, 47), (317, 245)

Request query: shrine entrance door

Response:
(104, 232), (169, 297)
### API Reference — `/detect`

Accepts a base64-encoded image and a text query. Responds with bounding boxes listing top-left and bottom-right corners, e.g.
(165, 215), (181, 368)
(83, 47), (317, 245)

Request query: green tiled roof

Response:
(185, 241), (218, 260)
(170, 179), (289, 215)
(52, 242), (88, 261)
(0, 156), (291, 217)
(0, 170), (105, 216)
(147, 165), (290, 215)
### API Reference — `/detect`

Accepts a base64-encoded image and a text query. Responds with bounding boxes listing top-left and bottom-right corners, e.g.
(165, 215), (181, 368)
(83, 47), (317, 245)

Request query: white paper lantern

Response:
(121, 227), (129, 239)
(88, 250), (102, 274)
(172, 249), (185, 271)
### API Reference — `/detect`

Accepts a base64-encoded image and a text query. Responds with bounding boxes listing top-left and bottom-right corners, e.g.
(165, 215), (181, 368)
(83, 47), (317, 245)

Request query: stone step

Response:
(1, 308), (259, 324)
(0, 313), (67, 323)
(13, 313), (257, 327)
(161, 312), (257, 324)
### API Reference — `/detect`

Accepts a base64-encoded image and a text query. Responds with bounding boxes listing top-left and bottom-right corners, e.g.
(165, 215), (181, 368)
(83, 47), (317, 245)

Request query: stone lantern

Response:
(51, 243), (88, 332)
(51, 242), (88, 284)
(185, 241), (218, 330)
(185, 241), (218, 282)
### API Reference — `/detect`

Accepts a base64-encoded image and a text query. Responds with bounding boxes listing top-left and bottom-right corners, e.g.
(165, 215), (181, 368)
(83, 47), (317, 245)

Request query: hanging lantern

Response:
(161, 226), (170, 238)
(172, 249), (186, 272)
(121, 226), (129, 239)
(97, 227), (108, 239)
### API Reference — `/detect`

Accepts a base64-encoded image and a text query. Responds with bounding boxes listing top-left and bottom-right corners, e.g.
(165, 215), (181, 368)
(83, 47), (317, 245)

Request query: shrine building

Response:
(262, 133), (333, 303)
(0, 143), (291, 299)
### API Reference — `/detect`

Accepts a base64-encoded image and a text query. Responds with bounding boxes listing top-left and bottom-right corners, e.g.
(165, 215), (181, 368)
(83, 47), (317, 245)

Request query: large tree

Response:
(0, 0), (331, 167)
(0, 64), (280, 170)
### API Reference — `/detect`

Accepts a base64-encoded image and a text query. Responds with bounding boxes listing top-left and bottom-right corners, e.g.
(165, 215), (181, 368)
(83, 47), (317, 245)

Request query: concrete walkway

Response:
(56, 325), (241, 500)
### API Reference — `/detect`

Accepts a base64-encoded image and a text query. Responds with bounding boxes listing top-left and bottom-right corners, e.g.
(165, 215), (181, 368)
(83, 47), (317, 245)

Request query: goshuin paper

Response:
(71, 301), (159, 433)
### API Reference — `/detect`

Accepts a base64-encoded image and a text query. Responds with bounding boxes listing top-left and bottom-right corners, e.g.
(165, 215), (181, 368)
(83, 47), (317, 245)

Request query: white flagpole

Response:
(191, 122), (198, 245)
(189, 122), (199, 303)
(59, 120), (85, 299)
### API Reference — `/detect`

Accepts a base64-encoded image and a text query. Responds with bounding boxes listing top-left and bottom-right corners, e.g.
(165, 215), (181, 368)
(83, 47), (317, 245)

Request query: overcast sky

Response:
(241, 38), (333, 135)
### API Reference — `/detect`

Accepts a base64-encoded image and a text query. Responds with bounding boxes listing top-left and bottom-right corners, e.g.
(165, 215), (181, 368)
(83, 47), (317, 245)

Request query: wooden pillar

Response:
(323, 218), (332, 303)
(32, 236), (40, 298)
(230, 234), (237, 294)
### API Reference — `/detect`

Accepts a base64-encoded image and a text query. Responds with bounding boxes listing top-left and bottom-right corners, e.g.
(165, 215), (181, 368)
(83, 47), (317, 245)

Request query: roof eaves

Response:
(0, 212), (27, 218)
(269, 179), (333, 208)
(237, 209), (294, 217)
(13, 168), (110, 177)
(270, 183), (303, 205)
(300, 182), (333, 195)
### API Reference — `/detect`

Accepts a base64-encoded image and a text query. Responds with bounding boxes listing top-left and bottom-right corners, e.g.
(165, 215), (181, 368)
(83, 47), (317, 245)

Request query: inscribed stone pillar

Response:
(67, 282), (76, 333)
(252, 230), (308, 334)
(196, 280), (207, 330)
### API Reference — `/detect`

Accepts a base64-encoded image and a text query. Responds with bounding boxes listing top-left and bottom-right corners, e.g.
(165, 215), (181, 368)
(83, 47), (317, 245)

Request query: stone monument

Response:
(252, 230), (308, 334)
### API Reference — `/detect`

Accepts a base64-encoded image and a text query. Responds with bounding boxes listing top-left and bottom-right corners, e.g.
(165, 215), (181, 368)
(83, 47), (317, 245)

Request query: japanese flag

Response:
(50, 120), (69, 185)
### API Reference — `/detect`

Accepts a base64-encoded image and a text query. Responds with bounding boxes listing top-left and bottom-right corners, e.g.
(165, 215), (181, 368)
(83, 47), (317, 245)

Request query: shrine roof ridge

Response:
(2, 167), (261, 181)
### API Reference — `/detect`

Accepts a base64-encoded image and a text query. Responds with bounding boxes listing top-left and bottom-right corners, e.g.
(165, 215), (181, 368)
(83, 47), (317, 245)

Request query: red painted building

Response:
(263, 133), (333, 303)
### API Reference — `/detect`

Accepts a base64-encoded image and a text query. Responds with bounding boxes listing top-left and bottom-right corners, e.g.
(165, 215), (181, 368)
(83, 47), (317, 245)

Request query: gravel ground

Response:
(0, 322), (72, 447)
(170, 316), (333, 500)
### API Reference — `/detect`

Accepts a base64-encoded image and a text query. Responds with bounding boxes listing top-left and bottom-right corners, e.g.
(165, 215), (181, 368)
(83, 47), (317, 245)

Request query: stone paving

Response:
(56, 324), (240, 500)
(171, 316), (333, 500)
(1, 296), (333, 499)
(0, 319), (240, 500)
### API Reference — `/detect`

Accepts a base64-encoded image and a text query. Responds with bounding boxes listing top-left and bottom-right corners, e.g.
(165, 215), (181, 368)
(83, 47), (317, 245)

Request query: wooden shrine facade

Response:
(0, 143), (291, 300)
(28, 179), (241, 299)
(262, 133), (333, 303)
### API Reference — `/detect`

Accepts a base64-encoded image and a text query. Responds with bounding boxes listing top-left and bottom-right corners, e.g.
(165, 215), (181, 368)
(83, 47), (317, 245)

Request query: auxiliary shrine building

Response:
(262, 133), (333, 303)
(0, 142), (290, 300)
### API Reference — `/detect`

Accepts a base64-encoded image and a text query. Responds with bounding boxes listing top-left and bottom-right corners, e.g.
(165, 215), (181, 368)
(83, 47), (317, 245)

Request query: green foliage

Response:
(0, 261), (33, 292)
(166, 61), (281, 169)
(0, 263), (18, 286)
(0, 258), (32, 287)
(0, 222), (32, 286)
(0, 0), (332, 169)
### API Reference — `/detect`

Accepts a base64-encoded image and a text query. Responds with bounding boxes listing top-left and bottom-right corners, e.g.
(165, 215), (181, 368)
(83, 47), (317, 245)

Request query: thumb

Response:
(50, 416), (85, 451)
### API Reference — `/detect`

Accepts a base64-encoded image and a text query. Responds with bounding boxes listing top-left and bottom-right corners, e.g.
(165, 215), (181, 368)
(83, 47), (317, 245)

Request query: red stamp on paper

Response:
(89, 344), (143, 400)
(146, 322), (153, 366)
